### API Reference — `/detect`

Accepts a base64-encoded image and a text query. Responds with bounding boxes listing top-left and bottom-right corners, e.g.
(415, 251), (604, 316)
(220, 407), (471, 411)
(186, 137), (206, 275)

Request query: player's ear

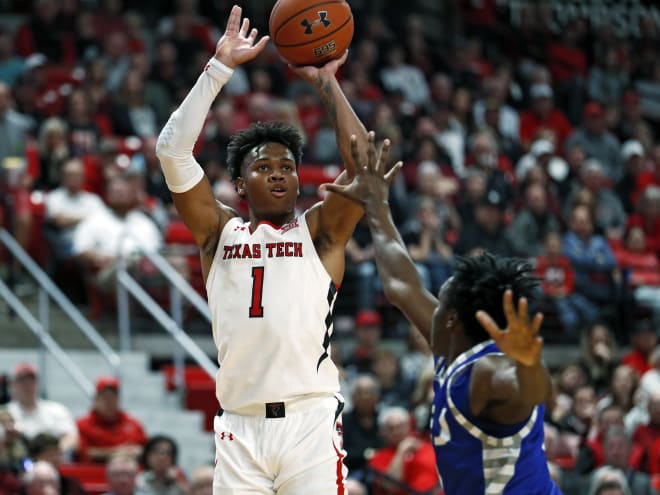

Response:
(235, 177), (246, 198)
(446, 309), (458, 329)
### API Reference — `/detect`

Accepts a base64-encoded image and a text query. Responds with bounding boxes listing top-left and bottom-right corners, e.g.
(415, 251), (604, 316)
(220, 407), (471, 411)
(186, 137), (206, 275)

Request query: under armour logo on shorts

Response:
(219, 432), (234, 441)
(266, 402), (285, 418)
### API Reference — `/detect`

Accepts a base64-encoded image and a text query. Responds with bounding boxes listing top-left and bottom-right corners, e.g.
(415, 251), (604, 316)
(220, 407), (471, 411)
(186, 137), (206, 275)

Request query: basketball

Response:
(269, 0), (354, 67)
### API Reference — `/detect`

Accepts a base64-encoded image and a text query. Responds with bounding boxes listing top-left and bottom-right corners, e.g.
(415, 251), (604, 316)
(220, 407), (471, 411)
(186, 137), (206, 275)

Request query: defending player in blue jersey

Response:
(324, 135), (563, 495)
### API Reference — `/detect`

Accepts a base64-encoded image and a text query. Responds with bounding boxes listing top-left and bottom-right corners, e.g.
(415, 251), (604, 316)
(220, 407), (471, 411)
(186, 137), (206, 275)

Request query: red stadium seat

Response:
(185, 381), (217, 432)
(161, 364), (214, 392)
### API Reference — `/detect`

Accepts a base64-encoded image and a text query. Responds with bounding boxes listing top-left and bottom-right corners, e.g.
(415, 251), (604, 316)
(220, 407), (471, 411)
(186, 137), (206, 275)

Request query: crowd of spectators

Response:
(1, 0), (660, 494)
(0, 0), (659, 331)
(0, 363), (204, 495)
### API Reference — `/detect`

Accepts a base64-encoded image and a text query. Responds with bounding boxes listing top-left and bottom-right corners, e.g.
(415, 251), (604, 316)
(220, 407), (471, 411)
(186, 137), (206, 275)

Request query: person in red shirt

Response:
(575, 404), (636, 474)
(621, 320), (657, 376)
(519, 83), (572, 152)
(535, 231), (599, 335)
(636, 167), (660, 202)
(344, 310), (383, 375)
(626, 186), (660, 260)
(633, 393), (660, 473)
(368, 406), (441, 495)
(612, 225), (660, 316)
(76, 377), (147, 463)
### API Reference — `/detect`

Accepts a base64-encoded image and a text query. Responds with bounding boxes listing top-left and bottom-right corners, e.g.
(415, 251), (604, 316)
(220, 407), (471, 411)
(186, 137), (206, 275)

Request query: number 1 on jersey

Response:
(249, 266), (265, 318)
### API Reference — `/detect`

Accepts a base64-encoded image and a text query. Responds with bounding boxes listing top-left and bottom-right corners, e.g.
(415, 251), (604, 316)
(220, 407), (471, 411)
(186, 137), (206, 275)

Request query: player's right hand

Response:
(476, 290), (544, 367)
(215, 5), (269, 69)
(288, 50), (349, 85)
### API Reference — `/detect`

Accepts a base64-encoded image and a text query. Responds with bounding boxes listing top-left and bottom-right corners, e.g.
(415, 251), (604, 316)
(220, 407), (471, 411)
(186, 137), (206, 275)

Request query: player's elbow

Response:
(382, 279), (407, 308)
(155, 132), (172, 163)
(155, 115), (181, 162)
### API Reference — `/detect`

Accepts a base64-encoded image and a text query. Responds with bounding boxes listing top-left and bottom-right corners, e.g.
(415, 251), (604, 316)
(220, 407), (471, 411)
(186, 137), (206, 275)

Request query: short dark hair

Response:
(28, 433), (59, 458)
(226, 121), (303, 183)
(140, 434), (179, 467)
(446, 253), (539, 344)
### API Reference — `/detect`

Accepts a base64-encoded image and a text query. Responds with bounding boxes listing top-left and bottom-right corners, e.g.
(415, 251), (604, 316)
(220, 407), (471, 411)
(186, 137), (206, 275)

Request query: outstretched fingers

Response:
(516, 294), (543, 337)
(475, 310), (501, 340)
(366, 131), (376, 173)
(384, 161), (403, 184)
(226, 5), (241, 34)
(518, 296), (529, 327)
(502, 289), (518, 328)
(253, 34), (270, 53)
(239, 17), (250, 38)
(376, 139), (391, 175)
(530, 312), (544, 336)
(349, 135), (364, 174)
(320, 182), (349, 197)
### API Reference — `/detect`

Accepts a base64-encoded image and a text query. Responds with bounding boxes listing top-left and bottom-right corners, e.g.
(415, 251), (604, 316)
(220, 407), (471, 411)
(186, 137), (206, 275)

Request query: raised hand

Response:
(476, 290), (544, 367)
(215, 5), (270, 68)
(288, 50), (349, 85)
(321, 131), (402, 206)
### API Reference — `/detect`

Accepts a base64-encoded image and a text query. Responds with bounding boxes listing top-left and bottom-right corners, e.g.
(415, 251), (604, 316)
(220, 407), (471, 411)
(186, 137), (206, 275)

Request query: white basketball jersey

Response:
(206, 213), (340, 412)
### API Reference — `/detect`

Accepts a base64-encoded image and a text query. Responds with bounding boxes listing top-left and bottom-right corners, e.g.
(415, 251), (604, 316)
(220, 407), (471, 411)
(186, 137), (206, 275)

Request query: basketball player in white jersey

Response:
(156, 5), (369, 495)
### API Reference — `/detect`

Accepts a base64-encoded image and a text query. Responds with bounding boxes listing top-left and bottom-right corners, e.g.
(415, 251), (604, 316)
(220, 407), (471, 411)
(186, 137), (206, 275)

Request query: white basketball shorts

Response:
(213, 394), (347, 495)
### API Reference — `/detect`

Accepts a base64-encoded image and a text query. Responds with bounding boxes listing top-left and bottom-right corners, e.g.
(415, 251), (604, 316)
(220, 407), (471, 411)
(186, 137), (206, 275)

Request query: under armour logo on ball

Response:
(300, 11), (331, 34)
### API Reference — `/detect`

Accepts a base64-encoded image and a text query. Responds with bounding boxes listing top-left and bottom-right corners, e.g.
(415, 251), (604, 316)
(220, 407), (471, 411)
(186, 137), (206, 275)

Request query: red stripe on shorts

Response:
(332, 443), (345, 495)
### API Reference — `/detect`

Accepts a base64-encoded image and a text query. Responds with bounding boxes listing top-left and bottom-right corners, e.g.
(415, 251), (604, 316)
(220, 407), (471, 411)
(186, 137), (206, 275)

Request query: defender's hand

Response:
(215, 5), (269, 68)
(476, 290), (544, 367)
(321, 131), (402, 205)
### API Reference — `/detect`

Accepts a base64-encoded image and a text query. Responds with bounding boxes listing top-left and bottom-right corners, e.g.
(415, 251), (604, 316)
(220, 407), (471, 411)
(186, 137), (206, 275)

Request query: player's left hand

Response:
(476, 290), (544, 367)
(288, 50), (349, 84)
(321, 130), (402, 206)
(215, 5), (270, 68)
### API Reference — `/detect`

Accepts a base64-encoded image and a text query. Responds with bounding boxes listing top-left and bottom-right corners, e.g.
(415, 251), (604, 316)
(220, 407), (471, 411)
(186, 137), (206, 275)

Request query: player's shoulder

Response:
(472, 353), (515, 375)
(469, 354), (519, 416)
(470, 354), (517, 391)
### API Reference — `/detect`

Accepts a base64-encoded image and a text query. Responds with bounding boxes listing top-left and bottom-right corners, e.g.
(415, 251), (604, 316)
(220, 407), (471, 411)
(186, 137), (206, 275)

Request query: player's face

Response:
(238, 142), (299, 224)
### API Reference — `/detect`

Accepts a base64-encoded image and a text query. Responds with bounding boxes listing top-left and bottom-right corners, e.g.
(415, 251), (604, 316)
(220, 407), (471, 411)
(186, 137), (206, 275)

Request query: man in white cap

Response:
(6, 363), (78, 459)
(616, 140), (647, 214)
(519, 83), (572, 151)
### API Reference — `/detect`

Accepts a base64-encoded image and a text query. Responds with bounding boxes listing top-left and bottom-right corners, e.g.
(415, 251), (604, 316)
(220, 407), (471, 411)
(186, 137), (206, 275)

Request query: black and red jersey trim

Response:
(316, 282), (337, 371)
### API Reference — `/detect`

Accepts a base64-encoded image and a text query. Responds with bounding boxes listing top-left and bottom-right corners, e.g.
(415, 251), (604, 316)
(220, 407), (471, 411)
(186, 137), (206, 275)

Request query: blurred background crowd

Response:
(1, 0), (660, 494)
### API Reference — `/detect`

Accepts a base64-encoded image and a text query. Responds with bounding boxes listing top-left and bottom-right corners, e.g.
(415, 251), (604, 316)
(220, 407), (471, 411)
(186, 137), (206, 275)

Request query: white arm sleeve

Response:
(156, 58), (234, 193)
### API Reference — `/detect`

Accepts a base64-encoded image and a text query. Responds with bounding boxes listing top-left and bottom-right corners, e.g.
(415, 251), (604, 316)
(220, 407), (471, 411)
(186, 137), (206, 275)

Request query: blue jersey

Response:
(430, 340), (562, 495)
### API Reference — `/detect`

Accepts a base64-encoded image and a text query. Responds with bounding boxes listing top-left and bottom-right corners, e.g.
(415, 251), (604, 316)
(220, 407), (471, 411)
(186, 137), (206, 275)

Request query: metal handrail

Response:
(0, 278), (95, 397)
(116, 232), (215, 387)
(140, 249), (211, 322)
(116, 269), (218, 378)
(0, 228), (121, 372)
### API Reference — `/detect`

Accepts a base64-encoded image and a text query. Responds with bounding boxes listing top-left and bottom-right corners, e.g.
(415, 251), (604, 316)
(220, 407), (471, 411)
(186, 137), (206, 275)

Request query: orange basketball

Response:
(269, 0), (354, 67)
